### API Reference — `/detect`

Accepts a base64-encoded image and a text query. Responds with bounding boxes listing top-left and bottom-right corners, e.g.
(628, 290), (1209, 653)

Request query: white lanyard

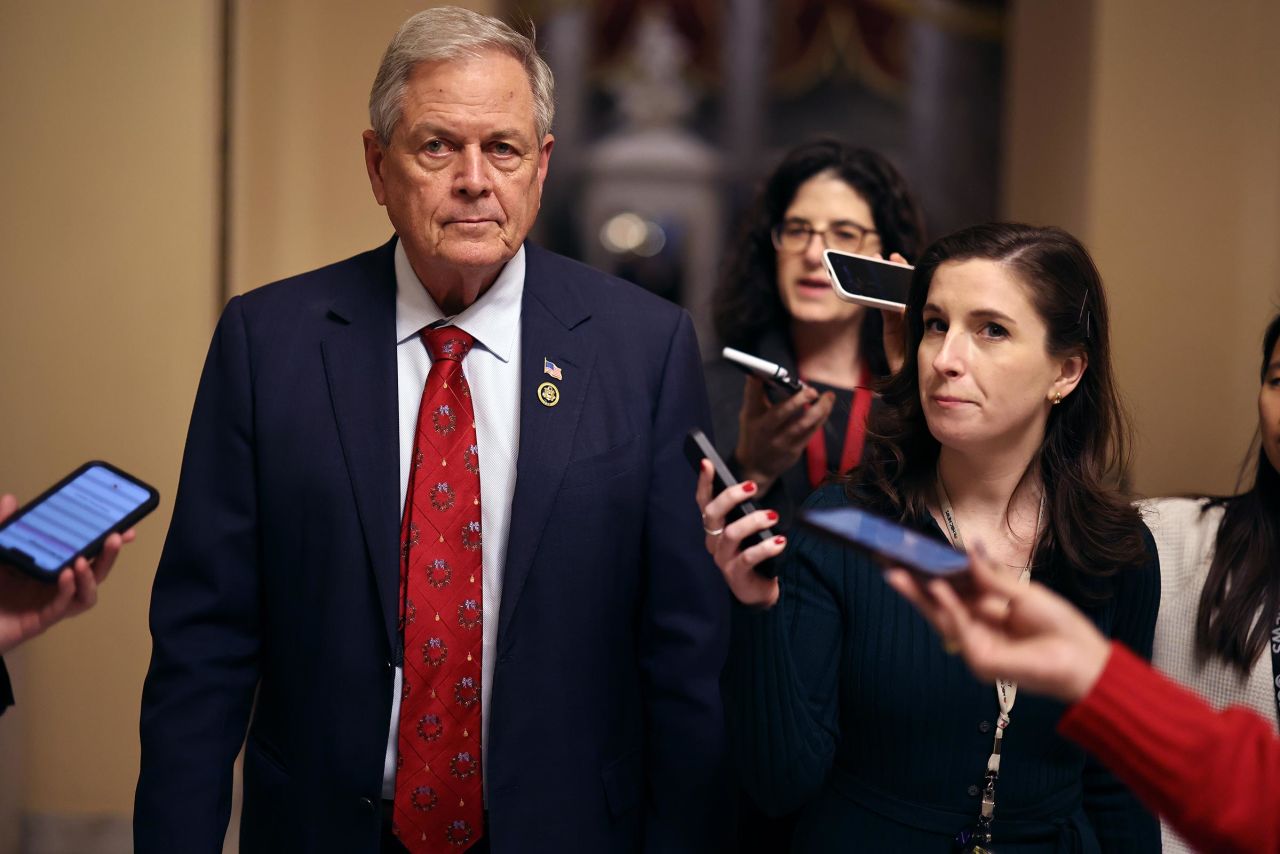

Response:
(935, 472), (1043, 826)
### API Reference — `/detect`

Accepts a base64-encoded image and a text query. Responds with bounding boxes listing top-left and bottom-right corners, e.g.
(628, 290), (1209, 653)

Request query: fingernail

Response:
(774, 536), (786, 545)
(766, 510), (779, 522)
(743, 481), (757, 494)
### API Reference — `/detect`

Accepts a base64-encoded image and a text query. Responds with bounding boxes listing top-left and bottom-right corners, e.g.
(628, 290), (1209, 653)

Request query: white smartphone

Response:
(823, 249), (913, 312)
(721, 347), (804, 395)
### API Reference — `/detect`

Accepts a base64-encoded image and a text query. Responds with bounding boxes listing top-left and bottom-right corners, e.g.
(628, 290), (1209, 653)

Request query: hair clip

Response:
(1077, 288), (1092, 340)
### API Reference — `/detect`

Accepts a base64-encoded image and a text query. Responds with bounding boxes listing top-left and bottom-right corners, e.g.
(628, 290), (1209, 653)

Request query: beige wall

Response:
(1004, 0), (1280, 496)
(0, 0), (222, 841)
(1, 0), (1277, 849)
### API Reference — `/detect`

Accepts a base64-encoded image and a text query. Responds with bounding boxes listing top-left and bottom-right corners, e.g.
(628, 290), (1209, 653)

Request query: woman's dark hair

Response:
(848, 222), (1146, 592)
(1194, 314), (1280, 672)
(713, 139), (925, 377)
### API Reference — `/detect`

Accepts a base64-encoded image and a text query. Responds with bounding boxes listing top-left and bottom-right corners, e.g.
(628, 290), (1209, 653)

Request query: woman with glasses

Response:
(705, 140), (925, 532)
(697, 223), (1161, 853)
(1141, 313), (1280, 853)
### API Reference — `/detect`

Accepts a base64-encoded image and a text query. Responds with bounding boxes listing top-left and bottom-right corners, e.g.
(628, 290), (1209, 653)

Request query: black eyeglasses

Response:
(771, 220), (878, 255)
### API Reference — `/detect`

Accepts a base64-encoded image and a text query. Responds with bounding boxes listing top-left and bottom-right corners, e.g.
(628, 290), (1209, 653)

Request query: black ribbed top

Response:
(725, 484), (1161, 853)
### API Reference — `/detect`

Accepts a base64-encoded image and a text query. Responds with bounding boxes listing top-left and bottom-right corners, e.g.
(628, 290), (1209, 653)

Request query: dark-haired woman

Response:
(697, 223), (1161, 852)
(705, 140), (925, 531)
(1141, 313), (1280, 853)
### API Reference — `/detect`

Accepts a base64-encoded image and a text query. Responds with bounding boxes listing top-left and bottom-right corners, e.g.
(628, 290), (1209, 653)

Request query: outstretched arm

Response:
(886, 551), (1280, 854)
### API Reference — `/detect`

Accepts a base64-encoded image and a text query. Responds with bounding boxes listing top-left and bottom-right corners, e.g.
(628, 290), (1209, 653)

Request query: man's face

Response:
(363, 50), (553, 290)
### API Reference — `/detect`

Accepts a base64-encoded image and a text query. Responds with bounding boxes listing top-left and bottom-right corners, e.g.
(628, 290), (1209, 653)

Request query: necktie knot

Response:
(423, 326), (475, 363)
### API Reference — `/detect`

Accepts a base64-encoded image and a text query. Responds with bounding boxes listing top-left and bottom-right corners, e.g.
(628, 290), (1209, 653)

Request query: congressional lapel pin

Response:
(543, 357), (563, 380)
(537, 381), (560, 407)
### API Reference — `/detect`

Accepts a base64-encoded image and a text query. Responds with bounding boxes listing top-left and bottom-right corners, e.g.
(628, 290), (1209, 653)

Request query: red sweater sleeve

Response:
(1059, 642), (1280, 854)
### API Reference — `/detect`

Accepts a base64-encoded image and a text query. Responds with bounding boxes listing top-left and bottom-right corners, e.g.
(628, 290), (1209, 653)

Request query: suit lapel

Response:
(321, 240), (402, 655)
(497, 247), (595, 649)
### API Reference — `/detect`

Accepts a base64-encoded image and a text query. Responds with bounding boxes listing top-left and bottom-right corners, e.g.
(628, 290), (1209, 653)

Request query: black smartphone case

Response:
(0, 460), (159, 582)
(683, 429), (779, 578)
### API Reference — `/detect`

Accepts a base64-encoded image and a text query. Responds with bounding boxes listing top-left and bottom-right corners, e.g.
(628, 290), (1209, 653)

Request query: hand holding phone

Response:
(732, 373), (834, 496)
(0, 462), (157, 582)
(0, 469), (147, 654)
(685, 429), (780, 581)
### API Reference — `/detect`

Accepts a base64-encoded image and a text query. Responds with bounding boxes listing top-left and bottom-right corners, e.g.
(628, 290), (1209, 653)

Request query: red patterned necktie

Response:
(394, 326), (484, 852)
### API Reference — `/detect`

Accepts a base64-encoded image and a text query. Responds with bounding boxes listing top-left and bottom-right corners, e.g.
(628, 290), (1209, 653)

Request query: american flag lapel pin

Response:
(539, 357), (562, 407)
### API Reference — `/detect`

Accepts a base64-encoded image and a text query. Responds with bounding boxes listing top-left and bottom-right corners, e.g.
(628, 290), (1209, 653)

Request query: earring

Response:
(1051, 391), (1063, 406)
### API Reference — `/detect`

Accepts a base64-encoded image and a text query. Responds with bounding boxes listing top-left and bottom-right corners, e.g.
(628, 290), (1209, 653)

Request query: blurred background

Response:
(0, 0), (1276, 851)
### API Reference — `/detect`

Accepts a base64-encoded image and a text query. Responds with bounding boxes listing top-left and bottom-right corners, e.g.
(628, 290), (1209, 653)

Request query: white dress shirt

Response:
(381, 240), (524, 798)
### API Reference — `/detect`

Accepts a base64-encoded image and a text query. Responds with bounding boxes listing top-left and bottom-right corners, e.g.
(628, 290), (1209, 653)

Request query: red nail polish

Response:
(766, 510), (779, 522)
(742, 481), (757, 494)
(774, 536), (786, 545)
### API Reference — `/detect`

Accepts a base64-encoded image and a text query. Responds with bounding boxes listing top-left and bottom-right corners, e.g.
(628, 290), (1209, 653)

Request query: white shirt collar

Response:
(393, 239), (525, 363)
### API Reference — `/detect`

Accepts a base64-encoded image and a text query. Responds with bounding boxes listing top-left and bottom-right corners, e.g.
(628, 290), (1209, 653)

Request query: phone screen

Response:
(825, 250), (913, 307)
(799, 506), (970, 575)
(0, 464), (152, 573)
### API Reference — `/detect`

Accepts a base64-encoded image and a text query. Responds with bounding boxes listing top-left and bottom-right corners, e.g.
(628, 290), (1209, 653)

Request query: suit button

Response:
(979, 720), (992, 733)
(385, 660), (393, 671)
(967, 785), (980, 797)
(358, 797), (375, 814)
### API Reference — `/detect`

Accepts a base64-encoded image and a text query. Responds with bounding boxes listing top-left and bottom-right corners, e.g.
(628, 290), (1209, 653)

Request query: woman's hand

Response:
(878, 252), (911, 374)
(733, 376), (834, 495)
(884, 545), (1111, 703)
(0, 493), (134, 655)
(695, 460), (786, 608)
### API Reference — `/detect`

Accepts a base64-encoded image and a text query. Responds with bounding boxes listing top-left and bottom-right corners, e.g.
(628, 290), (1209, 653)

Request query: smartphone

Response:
(798, 505), (969, 576)
(0, 461), (158, 582)
(823, 249), (914, 312)
(683, 428), (778, 577)
(721, 347), (804, 395)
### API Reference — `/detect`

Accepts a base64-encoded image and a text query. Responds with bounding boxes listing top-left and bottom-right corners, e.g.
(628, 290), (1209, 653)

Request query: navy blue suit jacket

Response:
(135, 240), (730, 853)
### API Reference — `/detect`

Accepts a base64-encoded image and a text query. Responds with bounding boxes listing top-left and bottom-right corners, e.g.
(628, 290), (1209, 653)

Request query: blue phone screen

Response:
(801, 506), (970, 575)
(0, 465), (150, 572)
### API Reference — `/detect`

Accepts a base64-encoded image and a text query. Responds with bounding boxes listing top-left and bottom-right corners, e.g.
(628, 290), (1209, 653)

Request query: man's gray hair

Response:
(369, 6), (555, 145)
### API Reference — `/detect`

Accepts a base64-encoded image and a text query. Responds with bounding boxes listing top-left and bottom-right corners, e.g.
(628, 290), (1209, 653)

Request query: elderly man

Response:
(135, 8), (728, 853)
